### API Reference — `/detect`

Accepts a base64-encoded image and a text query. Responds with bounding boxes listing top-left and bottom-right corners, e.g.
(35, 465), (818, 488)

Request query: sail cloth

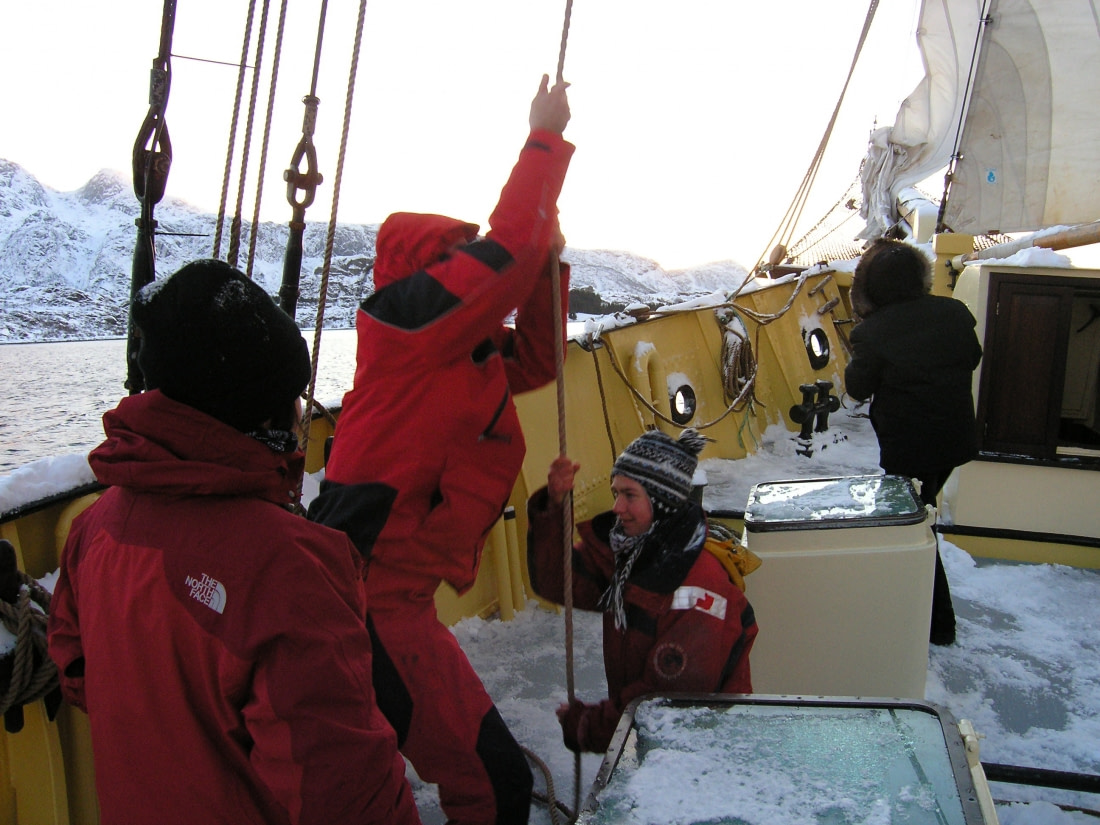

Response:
(860, 0), (1100, 240)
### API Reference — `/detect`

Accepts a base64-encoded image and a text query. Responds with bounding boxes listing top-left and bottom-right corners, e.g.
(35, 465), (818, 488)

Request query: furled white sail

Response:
(860, 0), (1100, 239)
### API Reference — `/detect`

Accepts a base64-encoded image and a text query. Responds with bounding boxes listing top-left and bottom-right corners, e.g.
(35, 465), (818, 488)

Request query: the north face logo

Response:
(186, 573), (227, 614)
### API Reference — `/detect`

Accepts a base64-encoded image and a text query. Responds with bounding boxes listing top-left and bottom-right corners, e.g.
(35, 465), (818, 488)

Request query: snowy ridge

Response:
(0, 159), (751, 343)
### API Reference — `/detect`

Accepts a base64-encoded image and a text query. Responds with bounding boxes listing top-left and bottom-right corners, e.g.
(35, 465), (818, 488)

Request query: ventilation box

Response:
(741, 474), (936, 699)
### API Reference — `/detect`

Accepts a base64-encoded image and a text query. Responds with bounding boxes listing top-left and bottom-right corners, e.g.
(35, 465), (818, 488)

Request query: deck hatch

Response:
(578, 694), (987, 825)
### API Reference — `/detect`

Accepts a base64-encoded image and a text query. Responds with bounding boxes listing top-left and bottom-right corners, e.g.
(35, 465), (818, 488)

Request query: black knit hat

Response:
(131, 259), (311, 431)
(612, 428), (708, 516)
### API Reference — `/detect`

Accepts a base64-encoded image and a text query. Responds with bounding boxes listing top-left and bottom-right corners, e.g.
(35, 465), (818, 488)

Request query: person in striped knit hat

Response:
(526, 428), (760, 754)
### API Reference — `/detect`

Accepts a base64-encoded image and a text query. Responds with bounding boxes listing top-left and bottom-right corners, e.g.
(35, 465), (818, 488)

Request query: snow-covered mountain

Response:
(0, 159), (750, 343)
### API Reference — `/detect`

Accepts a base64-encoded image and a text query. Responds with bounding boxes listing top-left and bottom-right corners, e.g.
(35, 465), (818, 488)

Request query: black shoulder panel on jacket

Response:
(360, 270), (462, 330)
(306, 479), (396, 560)
(463, 239), (514, 274)
(716, 602), (756, 689)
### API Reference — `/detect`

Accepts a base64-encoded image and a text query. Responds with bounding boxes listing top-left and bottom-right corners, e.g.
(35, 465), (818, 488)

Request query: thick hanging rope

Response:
(551, 257), (575, 694)
(299, 0), (367, 463)
(555, 0), (574, 85)
(549, 0), (581, 817)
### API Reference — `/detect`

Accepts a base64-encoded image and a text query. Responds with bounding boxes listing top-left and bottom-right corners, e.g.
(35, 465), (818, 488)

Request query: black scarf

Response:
(597, 502), (708, 630)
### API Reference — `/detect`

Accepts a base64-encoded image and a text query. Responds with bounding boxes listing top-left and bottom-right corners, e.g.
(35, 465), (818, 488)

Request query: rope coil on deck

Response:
(0, 544), (59, 731)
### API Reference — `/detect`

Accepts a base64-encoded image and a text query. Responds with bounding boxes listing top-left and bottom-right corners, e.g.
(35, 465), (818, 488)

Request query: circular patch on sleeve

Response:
(653, 641), (687, 681)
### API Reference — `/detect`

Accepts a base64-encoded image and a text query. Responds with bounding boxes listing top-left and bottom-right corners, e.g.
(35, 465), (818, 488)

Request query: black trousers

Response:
(887, 467), (957, 645)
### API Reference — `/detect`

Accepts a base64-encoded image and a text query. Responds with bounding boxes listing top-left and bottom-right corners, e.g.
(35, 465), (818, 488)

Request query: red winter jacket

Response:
(310, 128), (573, 595)
(47, 391), (418, 825)
(527, 489), (757, 753)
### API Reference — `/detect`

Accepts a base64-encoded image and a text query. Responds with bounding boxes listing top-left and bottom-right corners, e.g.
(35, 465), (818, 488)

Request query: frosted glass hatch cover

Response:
(744, 474), (925, 532)
(578, 695), (986, 825)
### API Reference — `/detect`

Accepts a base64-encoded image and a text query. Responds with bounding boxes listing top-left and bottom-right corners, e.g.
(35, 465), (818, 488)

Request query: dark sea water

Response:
(0, 330), (359, 475)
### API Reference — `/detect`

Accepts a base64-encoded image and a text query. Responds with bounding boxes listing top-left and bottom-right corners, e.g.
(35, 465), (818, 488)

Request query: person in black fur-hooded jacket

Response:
(844, 238), (983, 646)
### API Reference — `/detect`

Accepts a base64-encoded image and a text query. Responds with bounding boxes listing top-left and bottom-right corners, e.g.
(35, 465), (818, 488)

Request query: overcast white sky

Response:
(1, 0), (923, 269)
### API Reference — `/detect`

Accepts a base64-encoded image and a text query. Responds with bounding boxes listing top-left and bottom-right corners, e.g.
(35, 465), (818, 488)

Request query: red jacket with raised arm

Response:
(309, 128), (573, 595)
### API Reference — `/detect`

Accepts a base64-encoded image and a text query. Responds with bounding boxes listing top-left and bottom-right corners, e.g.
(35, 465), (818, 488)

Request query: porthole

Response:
(670, 384), (697, 425)
(805, 328), (830, 370)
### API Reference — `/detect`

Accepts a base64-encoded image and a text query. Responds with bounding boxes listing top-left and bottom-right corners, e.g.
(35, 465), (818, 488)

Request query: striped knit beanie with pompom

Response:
(612, 428), (708, 516)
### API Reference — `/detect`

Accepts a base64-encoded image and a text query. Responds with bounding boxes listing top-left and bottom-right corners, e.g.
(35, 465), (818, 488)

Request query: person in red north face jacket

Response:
(307, 75), (573, 825)
(47, 260), (419, 825)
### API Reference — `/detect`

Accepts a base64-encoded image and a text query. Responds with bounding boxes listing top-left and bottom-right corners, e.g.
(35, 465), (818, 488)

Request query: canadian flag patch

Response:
(671, 586), (727, 620)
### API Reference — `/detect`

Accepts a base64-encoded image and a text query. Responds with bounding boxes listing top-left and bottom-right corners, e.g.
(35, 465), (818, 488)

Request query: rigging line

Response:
(213, 0), (259, 260)
(552, 3), (578, 809)
(228, 0), (275, 270)
(278, 0), (329, 320)
(307, 0), (328, 96)
(754, 0), (880, 273)
(300, 0), (364, 459)
(589, 338), (619, 461)
(246, 0), (290, 279)
(551, 253), (583, 823)
(936, 0), (993, 232)
(767, 0), (879, 260)
(602, 338), (756, 430)
(169, 53), (255, 69)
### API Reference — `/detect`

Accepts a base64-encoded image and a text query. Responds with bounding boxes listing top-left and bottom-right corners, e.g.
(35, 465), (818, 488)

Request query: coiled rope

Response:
(596, 269), (813, 429)
(0, 544), (58, 730)
(524, 744), (575, 825)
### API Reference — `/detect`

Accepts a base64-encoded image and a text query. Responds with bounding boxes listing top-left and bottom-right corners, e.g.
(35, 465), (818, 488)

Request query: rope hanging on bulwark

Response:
(550, 2), (578, 820)
(0, 541), (60, 734)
